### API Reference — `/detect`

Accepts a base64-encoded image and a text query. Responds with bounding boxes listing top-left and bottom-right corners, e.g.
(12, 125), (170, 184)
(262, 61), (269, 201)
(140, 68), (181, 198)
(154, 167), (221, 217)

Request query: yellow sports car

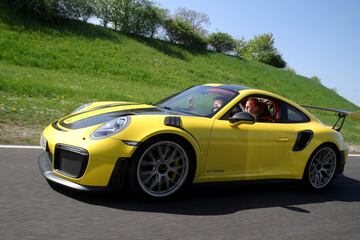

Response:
(39, 84), (359, 200)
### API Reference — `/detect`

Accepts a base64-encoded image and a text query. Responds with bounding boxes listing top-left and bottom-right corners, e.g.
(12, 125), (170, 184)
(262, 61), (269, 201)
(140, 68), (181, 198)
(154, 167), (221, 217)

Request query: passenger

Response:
(212, 96), (225, 112)
(188, 96), (194, 110)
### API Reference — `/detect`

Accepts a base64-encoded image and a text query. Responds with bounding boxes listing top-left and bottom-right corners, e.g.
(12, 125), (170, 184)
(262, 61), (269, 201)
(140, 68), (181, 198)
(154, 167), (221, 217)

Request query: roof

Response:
(204, 83), (251, 92)
(219, 84), (251, 92)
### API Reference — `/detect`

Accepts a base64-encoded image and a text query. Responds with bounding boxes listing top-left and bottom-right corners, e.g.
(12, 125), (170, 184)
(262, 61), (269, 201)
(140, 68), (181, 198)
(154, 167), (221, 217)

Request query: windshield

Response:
(156, 85), (238, 117)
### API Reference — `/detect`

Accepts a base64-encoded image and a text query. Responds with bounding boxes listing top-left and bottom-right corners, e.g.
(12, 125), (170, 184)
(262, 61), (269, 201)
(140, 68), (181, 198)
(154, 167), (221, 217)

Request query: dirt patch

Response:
(349, 145), (360, 154)
(0, 122), (43, 145)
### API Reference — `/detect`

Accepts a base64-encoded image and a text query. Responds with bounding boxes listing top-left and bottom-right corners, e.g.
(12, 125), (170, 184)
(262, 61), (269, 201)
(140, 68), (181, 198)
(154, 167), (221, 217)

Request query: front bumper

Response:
(38, 151), (111, 191)
(40, 121), (139, 188)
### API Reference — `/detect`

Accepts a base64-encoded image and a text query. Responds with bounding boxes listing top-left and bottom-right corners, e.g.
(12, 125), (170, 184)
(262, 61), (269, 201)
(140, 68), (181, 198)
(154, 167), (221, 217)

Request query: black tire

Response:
(303, 144), (338, 190)
(127, 135), (195, 201)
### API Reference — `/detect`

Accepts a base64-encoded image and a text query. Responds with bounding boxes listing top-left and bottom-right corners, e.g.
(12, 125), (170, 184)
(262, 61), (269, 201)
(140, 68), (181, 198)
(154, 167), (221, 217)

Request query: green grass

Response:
(0, 3), (359, 144)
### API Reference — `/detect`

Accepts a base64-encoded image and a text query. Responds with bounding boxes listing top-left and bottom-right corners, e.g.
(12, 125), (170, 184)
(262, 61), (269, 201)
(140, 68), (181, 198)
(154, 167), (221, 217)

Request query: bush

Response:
(311, 76), (321, 84)
(268, 53), (286, 68)
(208, 32), (236, 53)
(7, 0), (96, 21)
(284, 67), (297, 75)
(243, 33), (286, 68)
(164, 18), (208, 49)
(8, 0), (55, 19)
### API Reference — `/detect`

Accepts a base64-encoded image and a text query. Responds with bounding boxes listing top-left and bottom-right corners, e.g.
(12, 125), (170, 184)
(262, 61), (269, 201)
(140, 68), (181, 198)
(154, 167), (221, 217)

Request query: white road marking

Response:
(0, 145), (41, 149)
(0, 145), (360, 156)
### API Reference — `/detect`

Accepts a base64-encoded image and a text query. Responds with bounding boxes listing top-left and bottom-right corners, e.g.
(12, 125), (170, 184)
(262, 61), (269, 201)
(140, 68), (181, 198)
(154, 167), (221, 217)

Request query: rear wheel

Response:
(303, 145), (337, 190)
(128, 137), (194, 200)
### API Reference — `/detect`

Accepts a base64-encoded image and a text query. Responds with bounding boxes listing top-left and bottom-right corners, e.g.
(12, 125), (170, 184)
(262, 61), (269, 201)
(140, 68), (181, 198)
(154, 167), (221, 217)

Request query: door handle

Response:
(276, 137), (289, 142)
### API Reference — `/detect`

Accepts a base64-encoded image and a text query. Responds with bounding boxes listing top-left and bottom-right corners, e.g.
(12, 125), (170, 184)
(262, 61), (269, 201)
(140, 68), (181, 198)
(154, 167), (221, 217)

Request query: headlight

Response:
(71, 103), (92, 114)
(90, 116), (130, 139)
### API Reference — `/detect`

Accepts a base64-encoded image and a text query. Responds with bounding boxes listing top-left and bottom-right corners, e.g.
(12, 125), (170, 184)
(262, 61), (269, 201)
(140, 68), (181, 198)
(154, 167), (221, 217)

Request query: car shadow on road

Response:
(50, 176), (360, 216)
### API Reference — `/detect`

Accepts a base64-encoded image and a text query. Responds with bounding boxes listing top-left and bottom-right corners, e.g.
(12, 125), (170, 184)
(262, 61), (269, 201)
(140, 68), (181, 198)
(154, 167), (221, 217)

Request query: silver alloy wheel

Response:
(136, 141), (189, 197)
(309, 147), (337, 189)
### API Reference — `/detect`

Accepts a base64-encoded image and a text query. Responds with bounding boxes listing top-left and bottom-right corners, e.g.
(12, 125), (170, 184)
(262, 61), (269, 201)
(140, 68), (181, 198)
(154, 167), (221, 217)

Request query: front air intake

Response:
(54, 144), (89, 178)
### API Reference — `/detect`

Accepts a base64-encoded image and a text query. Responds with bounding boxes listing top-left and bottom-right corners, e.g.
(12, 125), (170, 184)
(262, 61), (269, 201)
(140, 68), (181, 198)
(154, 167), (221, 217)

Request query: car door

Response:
(205, 95), (308, 178)
(205, 120), (297, 176)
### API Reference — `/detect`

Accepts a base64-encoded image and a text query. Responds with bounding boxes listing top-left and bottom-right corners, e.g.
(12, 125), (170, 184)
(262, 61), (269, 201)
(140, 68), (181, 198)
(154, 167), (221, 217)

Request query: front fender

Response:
(111, 115), (213, 177)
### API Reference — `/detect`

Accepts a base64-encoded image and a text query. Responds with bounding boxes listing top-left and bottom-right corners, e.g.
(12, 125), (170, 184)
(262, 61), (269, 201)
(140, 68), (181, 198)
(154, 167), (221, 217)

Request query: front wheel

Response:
(128, 137), (194, 200)
(303, 145), (337, 190)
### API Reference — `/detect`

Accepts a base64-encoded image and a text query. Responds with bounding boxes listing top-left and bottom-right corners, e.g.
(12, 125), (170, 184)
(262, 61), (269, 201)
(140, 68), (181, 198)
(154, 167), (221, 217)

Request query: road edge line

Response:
(0, 145), (42, 149)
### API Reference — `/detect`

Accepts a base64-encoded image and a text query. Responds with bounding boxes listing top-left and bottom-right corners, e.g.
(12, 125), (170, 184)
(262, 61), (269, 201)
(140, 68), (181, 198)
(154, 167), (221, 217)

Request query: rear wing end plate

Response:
(301, 105), (360, 131)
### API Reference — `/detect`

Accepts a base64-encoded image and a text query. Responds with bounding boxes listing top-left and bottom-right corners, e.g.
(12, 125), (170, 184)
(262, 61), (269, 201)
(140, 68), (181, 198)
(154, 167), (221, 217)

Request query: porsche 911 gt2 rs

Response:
(38, 84), (360, 200)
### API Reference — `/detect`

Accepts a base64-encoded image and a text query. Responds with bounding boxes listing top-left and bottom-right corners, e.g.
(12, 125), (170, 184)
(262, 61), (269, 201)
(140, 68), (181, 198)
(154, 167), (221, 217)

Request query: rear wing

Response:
(301, 105), (360, 132)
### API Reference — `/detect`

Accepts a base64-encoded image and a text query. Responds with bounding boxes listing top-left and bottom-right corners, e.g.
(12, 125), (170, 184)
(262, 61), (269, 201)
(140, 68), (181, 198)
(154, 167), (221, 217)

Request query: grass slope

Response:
(0, 4), (359, 144)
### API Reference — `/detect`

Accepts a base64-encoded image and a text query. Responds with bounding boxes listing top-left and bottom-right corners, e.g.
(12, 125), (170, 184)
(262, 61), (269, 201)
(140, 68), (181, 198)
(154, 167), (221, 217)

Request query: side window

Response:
(221, 104), (242, 120)
(282, 104), (309, 123)
(221, 95), (281, 123)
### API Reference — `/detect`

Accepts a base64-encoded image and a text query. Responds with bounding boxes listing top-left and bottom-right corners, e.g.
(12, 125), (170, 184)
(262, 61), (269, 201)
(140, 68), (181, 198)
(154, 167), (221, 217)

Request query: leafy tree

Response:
(234, 38), (247, 57)
(74, 0), (97, 22)
(130, 1), (168, 38)
(174, 7), (210, 34)
(56, 0), (97, 21)
(208, 32), (236, 53)
(243, 33), (286, 68)
(108, 0), (164, 37)
(96, 0), (114, 27)
(110, 0), (134, 31)
(164, 17), (208, 49)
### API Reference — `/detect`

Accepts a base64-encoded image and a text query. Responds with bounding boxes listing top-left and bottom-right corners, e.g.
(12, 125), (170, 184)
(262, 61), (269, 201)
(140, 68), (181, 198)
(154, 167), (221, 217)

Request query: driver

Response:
(244, 98), (263, 120)
(243, 98), (273, 122)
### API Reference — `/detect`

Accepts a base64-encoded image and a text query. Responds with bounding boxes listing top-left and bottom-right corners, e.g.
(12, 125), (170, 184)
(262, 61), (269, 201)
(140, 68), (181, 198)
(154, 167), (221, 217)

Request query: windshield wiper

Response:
(156, 106), (177, 112)
(162, 106), (173, 111)
(157, 106), (203, 117)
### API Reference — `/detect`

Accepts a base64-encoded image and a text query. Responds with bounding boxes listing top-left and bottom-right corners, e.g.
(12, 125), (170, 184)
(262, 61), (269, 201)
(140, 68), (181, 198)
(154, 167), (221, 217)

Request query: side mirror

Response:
(229, 112), (255, 126)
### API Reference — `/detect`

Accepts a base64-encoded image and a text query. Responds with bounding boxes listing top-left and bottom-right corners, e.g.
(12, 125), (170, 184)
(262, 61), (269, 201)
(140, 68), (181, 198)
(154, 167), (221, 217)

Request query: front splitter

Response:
(38, 151), (110, 192)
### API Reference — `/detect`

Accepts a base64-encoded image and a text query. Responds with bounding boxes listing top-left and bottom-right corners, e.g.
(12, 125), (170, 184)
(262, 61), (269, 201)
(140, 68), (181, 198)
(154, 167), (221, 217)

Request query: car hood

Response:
(56, 101), (188, 130)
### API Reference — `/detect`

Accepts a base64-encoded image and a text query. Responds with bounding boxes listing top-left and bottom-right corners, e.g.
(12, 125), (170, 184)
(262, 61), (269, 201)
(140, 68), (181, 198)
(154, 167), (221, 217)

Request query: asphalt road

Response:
(1, 148), (360, 240)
